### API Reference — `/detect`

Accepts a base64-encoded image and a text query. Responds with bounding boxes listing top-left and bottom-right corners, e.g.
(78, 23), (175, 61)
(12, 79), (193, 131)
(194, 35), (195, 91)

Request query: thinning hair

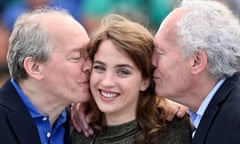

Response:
(7, 7), (69, 81)
(176, 0), (240, 79)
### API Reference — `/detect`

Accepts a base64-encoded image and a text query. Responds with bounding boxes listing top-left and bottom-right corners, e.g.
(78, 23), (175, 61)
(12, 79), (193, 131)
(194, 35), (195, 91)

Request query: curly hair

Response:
(177, 0), (240, 79)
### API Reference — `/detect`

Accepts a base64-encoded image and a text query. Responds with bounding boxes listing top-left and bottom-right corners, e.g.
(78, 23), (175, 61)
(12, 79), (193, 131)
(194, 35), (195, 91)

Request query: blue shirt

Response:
(10, 79), (67, 144)
(189, 78), (226, 137)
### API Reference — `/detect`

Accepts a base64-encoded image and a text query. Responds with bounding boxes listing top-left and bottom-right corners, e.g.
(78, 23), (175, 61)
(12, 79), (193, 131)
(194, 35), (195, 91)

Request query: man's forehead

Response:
(158, 7), (189, 32)
(154, 8), (189, 46)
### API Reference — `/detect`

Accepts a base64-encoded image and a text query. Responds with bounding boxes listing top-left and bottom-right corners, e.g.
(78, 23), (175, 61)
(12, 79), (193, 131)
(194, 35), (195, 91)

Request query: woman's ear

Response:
(23, 56), (43, 80)
(191, 50), (207, 75)
(140, 79), (150, 91)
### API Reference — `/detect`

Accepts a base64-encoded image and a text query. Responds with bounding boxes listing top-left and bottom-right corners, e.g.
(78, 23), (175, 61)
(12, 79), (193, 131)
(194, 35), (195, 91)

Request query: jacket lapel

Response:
(8, 111), (41, 144)
(192, 104), (219, 144)
(2, 80), (41, 144)
(192, 74), (238, 144)
(2, 79), (71, 144)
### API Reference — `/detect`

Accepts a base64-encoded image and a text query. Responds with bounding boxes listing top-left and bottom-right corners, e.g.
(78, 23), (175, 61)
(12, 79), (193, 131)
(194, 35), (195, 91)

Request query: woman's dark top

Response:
(71, 116), (192, 144)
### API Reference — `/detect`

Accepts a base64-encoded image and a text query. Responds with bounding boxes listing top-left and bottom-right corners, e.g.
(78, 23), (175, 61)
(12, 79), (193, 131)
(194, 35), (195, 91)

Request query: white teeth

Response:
(101, 91), (117, 98)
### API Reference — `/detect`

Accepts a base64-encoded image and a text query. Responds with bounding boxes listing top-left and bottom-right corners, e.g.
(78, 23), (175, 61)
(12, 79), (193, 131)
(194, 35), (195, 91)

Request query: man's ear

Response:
(23, 56), (43, 80)
(191, 50), (207, 75)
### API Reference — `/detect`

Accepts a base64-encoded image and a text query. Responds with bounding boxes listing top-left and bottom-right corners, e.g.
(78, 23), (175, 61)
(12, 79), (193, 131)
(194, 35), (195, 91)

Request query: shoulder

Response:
(0, 80), (14, 113)
(160, 115), (192, 144)
(0, 79), (20, 111)
(166, 115), (192, 129)
(71, 129), (92, 144)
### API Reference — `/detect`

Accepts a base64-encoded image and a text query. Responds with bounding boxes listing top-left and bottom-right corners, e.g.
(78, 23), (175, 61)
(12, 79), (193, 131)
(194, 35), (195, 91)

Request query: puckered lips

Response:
(153, 75), (161, 80)
(78, 79), (90, 87)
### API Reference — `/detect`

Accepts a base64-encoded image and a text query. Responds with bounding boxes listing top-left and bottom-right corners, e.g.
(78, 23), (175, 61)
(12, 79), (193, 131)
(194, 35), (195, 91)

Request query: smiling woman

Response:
(71, 14), (192, 144)
(90, 39), (147, 121)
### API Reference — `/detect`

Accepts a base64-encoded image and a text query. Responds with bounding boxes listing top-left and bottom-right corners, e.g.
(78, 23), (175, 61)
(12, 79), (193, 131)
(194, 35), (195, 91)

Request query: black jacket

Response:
(0, 79), (70, 144)
(192, 73), (240, 144)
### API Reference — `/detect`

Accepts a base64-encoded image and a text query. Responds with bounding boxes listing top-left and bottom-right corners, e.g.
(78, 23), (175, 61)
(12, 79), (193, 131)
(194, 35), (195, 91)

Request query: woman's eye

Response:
(117, 68), (131, 75)
(93, 65), (105, 72)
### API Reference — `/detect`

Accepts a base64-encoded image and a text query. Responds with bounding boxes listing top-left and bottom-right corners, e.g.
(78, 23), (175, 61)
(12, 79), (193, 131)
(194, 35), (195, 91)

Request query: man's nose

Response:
(82, 56), (92, 73)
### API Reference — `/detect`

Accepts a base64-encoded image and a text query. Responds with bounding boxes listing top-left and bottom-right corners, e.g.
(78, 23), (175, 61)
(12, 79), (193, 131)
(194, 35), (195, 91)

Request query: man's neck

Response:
(20, 80), (68, 127)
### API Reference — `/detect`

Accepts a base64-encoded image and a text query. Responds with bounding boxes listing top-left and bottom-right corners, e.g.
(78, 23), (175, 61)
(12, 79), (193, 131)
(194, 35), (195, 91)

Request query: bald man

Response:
(0, 7), (91, 144)
(152, 0), (240, 143)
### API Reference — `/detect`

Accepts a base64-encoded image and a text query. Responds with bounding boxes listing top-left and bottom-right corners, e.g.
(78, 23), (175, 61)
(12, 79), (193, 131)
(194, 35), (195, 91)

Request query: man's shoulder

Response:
(0, 79), (13, 110)
(0, 79), (28, 120)
(0, 79), (17, 107)
(0, 79), (13, 95)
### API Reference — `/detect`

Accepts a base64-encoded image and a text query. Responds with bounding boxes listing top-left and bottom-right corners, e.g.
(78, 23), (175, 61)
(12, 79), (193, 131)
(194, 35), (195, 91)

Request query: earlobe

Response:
(24, 57), (43, 80)
(191, 50), (207, 74)
(140, 79), (150, 91)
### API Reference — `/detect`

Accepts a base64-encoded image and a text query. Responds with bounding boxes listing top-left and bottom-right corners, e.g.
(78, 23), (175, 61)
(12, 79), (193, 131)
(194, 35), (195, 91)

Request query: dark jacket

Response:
(0, 79), (70, 144)
(192, 73), (240, 144)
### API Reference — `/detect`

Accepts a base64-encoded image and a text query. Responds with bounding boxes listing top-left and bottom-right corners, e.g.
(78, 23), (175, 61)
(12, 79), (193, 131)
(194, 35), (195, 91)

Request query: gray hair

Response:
(176, 0), (240, 79)
(7, 7), (69, 81)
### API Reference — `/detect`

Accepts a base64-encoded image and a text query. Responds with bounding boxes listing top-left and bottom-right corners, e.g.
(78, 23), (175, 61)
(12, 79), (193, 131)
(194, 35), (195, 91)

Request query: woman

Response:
(71, 14), (192, 144)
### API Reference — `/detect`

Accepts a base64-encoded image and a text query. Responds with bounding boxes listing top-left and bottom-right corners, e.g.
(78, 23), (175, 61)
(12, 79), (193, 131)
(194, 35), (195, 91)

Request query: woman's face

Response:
(90, 40), (148, 125)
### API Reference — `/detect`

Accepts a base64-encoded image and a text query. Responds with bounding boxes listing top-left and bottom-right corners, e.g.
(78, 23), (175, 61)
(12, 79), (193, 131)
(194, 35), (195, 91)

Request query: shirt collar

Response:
(10, 78), (67, 120)
(10, 78), (43, 118)
(189, 77), (226, 128)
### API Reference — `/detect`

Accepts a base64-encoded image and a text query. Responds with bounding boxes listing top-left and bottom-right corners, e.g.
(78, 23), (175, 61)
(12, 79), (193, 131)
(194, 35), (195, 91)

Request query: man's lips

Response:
(153, 76), (161, 79)
(77, 79), (89, 84)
